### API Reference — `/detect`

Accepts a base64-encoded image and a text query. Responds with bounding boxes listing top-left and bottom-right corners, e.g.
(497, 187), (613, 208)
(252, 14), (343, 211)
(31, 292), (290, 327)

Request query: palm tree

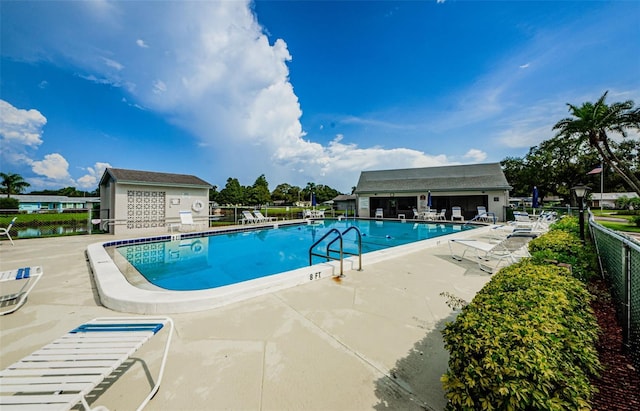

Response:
(0, 172), (31, 198)
(553, 91), (640, 196)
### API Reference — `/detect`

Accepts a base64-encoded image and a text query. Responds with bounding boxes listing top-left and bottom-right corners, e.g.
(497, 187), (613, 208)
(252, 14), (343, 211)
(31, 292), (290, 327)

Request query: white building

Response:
(99, 168), (212, 235)
(354, 163), (512, 221)
(590, 192), (639, 209)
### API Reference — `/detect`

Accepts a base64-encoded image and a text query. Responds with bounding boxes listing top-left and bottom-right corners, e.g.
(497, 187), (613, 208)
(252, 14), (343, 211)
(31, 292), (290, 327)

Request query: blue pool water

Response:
(116, 219), (474, 291)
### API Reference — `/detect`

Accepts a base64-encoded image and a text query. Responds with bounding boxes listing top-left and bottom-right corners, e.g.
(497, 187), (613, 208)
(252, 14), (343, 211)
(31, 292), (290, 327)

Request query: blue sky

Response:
(1, 0), (639, 194)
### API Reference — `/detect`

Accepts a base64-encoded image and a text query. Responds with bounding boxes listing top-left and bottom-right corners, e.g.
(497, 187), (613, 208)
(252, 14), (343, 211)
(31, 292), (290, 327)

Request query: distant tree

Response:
(218, 178), (245, 205)
(29, 187), (95, 197)
(272, 183), (301, 204)
(248, 174), (271, 206)
(313, 184), (341, 203)
(0, 197), (19, 210)
(288, 185), (301, 204)
(0, 172), (30, 198)
(553, 91), (640, 196)
(504, 138), (601, 203)
(301, 182), (317, 203)
(501, 157), (528, 197)
(209, 185), (219, 203)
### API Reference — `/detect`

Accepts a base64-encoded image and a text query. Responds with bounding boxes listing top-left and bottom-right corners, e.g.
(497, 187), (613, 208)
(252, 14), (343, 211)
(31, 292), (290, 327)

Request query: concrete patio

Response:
(0, 227), (499, 411)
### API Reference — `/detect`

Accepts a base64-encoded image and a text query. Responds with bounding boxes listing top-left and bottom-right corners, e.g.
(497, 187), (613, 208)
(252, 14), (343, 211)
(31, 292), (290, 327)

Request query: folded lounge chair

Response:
(449, 235), (531, 273)
(0, 266), (43, 315)
(0, 316), (174, 411)
(374, 208), (384, 219)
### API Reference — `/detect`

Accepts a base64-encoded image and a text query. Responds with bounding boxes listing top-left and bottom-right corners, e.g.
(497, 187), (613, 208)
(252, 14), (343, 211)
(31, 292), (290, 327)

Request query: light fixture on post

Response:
(571, 183), (590, 241)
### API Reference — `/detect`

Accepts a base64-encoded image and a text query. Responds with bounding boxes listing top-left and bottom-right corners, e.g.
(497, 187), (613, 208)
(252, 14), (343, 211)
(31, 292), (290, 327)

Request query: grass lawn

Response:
(597, 220), (640, 234)
(590, 209), (640, 234)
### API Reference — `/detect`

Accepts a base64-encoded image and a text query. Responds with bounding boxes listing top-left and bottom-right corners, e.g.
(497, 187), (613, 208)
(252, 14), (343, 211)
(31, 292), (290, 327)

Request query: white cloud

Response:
(31, 153), (72, 181)
(0, 100), (48, 169)
(463, 149), (487, 162)
(76, 162), (112, 189)
(103, 57), (123, 71)
(153, 80), (167, 94)
(0, 1), (461, 192)
(270, 134), (451, 189)
(0, 99), (108, 189)
(0, 99), (47, 148)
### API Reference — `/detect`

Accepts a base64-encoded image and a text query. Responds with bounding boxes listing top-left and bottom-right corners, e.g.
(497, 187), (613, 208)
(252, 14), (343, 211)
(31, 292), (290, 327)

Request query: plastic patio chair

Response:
(451, 206), (464, 221)
(0, 217), (17, 245)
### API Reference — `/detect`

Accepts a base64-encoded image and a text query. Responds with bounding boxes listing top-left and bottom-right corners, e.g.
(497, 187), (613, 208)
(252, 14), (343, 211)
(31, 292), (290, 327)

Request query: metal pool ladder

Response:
(309, 226), (363, 277)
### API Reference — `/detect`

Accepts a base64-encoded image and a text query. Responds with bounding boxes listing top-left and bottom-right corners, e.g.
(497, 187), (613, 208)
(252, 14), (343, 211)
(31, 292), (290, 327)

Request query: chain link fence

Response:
(0, 208), (100, 240)
(1, 205), (350, 241)
(589, 214), (640, 370)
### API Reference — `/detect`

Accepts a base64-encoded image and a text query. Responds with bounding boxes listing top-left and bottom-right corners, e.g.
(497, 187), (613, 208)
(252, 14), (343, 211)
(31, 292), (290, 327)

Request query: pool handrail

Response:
(309, 228), (344, 276)
(327, 226), (363, 272)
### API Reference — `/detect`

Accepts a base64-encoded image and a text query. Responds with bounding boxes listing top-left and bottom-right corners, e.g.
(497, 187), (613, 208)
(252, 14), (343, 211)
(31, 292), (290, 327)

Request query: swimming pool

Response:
(87, 219), (481, 314)
(114, 219), (472, 291)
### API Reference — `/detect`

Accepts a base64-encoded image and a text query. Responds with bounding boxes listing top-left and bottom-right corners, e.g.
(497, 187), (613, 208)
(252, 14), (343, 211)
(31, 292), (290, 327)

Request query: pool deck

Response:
(0, 224), (502, 411)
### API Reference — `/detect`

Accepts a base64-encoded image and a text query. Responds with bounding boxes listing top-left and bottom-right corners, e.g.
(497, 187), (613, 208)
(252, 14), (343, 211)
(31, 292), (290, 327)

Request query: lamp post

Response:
(571, 183), (590, 242)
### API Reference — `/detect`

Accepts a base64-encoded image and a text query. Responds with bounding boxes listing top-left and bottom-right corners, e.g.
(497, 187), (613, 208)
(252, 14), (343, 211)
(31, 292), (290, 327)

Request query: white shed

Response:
(99, 168), (212, 235)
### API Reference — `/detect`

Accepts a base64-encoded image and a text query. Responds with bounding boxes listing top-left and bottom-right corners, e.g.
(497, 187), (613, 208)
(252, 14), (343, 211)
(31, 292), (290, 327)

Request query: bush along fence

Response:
(441, 217), (602, 410)
(589, 212), (640, 371)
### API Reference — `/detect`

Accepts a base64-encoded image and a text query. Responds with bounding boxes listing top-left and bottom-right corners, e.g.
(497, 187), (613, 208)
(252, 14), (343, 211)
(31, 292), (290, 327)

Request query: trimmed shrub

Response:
(548, 215), (580, 236)
(528, 221), (598, 282)
(441, 261), (600, 410)
(0, 197), (19, 211)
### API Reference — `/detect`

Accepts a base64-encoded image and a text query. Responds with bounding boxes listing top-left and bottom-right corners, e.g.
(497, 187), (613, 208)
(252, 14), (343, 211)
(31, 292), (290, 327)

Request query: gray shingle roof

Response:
(332, 194), (356, 201)
(355, 163), (511, 193)
(100, 168), (212, 188)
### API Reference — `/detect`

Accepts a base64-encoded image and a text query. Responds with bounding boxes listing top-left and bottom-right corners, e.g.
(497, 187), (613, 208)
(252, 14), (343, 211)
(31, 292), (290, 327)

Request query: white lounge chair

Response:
(486, 224), (546, 243)
(509, 211), (555, 231)
(240, 210), (257, 224)
(0, 217), (17, 245)
(451, 206), (464, 221)
(253, 211), (276, 222)
(435, 209), (447, 221)
(449, 235), (531, 273)
(475, 206), (492, 222)
(0, 266), (43, 315)
(179, 210), (199, 232)
(375, 208), (384, 219)
(0, 316), (174, 411)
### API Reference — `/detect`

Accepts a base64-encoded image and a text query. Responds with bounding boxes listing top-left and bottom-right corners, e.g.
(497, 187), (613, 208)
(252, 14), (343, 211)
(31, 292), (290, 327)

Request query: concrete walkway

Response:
(0, 228), (497, 411)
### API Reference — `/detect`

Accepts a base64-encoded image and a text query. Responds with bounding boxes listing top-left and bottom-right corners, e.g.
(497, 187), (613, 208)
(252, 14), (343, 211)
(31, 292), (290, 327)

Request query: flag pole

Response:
(600, 161), (603, 212)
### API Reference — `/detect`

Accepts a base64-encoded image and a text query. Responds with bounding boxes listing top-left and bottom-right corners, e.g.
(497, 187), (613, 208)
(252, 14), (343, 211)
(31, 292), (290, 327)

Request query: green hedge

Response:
(441, 261), (600, 410)
(527, 217), (598, 282)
